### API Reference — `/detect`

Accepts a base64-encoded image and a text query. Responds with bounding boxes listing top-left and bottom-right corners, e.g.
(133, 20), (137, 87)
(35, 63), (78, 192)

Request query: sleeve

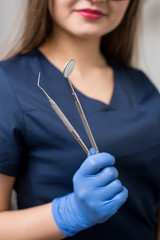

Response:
(0, 67), (25, 177)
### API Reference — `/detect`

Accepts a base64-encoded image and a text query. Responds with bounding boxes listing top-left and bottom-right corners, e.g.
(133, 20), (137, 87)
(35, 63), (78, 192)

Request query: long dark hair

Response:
(4, 0), (142, 65)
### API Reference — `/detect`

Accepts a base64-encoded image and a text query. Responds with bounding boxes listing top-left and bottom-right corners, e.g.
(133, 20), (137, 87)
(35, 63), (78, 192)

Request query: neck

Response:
(39, 27), (107, 74)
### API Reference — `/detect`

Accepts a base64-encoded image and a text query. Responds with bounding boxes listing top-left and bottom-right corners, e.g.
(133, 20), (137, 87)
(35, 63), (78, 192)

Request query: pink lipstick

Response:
(76, 9), (105, 19)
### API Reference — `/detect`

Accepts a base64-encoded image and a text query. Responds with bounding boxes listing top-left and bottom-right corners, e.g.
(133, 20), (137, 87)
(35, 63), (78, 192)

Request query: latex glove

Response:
(52, 149), (128, 236)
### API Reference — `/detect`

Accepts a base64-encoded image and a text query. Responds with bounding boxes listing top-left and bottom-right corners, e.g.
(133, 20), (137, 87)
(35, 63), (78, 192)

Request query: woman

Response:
(0, 0), (160, 239)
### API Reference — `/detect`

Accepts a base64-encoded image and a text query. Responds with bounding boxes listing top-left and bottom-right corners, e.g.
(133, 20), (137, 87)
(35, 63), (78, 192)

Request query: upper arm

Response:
(0, 174), (15, 211)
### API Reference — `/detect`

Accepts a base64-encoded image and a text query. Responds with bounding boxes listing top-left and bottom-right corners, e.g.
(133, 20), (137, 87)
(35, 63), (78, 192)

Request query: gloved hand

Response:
(52, 149), (128, 236)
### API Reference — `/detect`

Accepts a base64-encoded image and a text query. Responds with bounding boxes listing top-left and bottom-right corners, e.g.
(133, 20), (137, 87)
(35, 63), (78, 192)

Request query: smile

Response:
(76, 9), (105, 19)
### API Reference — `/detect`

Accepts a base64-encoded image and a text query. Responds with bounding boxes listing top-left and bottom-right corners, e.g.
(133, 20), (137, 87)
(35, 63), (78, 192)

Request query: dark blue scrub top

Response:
(0, 49), (160, 240)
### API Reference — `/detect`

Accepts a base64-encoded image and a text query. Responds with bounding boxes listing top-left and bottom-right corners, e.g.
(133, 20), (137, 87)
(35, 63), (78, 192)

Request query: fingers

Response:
(103, 186), (128, 215)
(88, 148), (97, 155)
(97, 179), (123, 200)
(80, 152), (115, 175)
(92, 167), (118, 187)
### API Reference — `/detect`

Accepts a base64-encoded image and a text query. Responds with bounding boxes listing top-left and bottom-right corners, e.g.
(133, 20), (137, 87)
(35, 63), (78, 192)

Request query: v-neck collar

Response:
(32, 48), (122, 112)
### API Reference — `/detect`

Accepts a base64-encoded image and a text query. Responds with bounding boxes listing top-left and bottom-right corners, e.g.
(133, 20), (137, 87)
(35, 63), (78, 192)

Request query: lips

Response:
(76, 8), (105, 19)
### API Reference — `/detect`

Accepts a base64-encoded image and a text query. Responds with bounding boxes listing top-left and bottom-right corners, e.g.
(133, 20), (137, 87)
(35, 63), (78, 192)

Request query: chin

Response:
(73, 30), (105, 39)
(71, 25), (113, 39)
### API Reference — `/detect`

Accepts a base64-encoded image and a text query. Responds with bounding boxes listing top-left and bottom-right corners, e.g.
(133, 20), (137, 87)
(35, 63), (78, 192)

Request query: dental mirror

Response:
(62, 59), (99, 153)
(63, 59), (75, 78)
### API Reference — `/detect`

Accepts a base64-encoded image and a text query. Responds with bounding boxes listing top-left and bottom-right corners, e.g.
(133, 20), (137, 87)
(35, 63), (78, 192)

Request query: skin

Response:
(39, 0), (130, 106)
(1, 0), (159, 239)
(0, 175), (65, 240)
(48, 0), (130, 38)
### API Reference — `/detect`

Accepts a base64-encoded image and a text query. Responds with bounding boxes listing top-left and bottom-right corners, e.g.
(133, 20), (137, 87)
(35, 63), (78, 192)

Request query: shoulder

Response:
(0, 50), (39, 76)
(0, 51), (41, 115)
(0, 49), (44, 95)
(112, 61), (160, 105)
(122, 64), (157, 89)
(127, 65), (160, 103)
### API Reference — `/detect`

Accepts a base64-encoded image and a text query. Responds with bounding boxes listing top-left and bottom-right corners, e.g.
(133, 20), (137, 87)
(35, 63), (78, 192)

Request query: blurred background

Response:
(0, 0), (160, 91)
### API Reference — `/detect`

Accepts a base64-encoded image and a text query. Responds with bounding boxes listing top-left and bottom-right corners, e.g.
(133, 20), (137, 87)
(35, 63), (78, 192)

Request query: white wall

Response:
(0, 0), (160, 90)
(0, 0), (20, 44)
(137, 0), (160, 91)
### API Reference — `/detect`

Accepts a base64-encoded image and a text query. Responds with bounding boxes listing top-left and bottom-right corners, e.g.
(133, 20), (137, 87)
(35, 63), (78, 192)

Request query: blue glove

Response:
(52, 149), (128, 236)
